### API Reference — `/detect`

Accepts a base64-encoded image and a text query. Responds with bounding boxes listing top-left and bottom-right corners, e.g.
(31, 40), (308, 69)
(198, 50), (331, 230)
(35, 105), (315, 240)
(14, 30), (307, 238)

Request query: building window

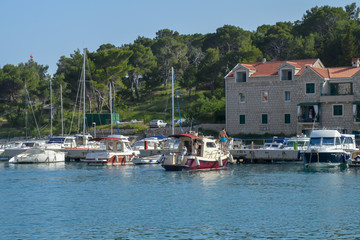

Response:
(262, 91), (268, 102)
(306, 83), (315, 94)
(285, 114), (291, 124)
(239, 93), (245, 103)
(333, 105), (343, 116)
(262, 114), (268, 124)
(281, 69), (293, 80)
(235, 71), (247, 82)
(240, 115), (245, 124)
(285, 91), (290, 102)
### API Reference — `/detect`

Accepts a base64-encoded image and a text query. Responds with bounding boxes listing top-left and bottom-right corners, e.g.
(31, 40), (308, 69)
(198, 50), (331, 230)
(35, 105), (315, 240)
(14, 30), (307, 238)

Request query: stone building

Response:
(224, 58), (360, 136)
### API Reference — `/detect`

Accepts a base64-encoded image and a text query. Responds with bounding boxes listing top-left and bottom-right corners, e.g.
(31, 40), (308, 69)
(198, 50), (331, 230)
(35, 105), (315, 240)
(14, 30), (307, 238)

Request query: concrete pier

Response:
(229, 149), (301, 164)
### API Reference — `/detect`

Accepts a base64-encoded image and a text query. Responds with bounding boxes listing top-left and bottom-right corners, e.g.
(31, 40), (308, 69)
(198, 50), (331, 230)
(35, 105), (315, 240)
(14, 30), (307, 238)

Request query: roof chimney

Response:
(352, 58), (359, 68)
(262, 58), (266, 64)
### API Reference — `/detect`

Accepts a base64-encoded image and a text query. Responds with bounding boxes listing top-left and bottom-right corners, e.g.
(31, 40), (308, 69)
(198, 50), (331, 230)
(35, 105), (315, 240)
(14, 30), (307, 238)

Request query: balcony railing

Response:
(298, 116), (319, 123)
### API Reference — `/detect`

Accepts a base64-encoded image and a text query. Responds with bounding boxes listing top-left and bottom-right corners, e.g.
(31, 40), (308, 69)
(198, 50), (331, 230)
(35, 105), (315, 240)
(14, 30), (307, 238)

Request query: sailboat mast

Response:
(82, 48), (86, 136)
(25, 79), (28, 138)
(109, 83), (113, 135)
(60, 84), (64, 136)
(171, 67), (174, 135)
(50, 78), (53, 137)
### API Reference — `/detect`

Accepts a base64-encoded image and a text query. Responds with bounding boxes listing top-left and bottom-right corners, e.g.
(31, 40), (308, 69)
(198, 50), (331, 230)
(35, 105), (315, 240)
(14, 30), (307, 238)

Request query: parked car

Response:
(149, 119), (167, 128)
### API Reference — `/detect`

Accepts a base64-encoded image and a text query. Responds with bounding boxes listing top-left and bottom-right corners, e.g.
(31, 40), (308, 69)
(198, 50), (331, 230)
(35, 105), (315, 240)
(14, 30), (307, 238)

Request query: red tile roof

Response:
(312, 66), (360, 79)
(226, 59), (319, 78)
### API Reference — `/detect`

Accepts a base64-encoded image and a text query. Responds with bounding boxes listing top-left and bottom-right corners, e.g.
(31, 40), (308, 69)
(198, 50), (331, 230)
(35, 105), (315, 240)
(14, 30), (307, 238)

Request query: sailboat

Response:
(62, 48), (104, 161)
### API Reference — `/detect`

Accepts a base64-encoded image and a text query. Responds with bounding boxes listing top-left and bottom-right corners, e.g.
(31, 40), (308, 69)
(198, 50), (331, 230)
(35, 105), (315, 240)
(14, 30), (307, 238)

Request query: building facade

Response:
(224, 58), (360, 136)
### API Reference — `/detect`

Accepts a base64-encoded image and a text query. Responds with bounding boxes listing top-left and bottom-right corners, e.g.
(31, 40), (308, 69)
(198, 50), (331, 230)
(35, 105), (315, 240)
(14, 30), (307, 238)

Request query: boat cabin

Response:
(341, 134), (358, 151)
(20, 140), (47, 148)
(309, 130), (342, 147)
(172, 134), (219, 158)
(47, 136), (77, 148)
(92, 136), (133, 153)
(283, 137), (310, 150)
(74, 134), (93, 146)
(133, 135), (168, 150)
(308, 130), (357, 151)
(263, 143), (283, 149)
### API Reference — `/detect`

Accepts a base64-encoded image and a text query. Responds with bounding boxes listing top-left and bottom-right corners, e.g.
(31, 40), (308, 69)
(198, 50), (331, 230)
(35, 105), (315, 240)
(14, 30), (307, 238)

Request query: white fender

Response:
(116, 155), (119, 163)
(195, 157), (200, 167)
(180, 149), (186, 164)
(125, 155), (129, 162)
(218, 156), (223, 167)
(230, 154), (234, 163)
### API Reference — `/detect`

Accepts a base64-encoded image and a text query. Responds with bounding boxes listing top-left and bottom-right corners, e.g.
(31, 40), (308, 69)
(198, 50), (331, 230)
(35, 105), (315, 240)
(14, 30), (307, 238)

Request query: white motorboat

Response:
(303, 130), (357, 168)
(1, 140), (47, 160)
(9, 148), (66, 164)
(161, 133), (232, 171)
(82, 136), (139, 165)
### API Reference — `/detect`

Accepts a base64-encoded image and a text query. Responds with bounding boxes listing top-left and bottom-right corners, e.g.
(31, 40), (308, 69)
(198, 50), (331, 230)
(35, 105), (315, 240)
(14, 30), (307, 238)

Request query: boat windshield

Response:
(322, 137), (335, 145)
(310, 138), (321, 146)
(22, 142), (35, 147)
(125, 143), (132, 151)
(48, 138), (65, 144)
(299, 141), (309, 147)
(206, 142), (217, 148)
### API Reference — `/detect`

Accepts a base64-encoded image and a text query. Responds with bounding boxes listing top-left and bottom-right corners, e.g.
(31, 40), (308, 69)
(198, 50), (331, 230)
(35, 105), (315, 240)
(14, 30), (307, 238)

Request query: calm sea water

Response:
(1, 162), (360, 239)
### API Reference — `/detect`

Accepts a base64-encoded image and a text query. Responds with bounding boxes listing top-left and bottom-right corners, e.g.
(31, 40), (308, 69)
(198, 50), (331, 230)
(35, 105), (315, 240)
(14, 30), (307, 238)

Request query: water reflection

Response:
(5, 161), (67, 170)
(2, 161), (360, 239)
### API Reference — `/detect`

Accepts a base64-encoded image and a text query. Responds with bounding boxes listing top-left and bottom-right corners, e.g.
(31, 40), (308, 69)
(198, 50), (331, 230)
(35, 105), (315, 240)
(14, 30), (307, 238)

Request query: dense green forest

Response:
(1, 3), (360, 138)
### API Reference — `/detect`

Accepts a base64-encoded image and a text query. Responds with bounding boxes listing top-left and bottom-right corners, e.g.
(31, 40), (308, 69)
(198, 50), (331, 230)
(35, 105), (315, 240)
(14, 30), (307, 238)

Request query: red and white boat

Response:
(82, 136), (139, 165)
(161, 134), (232, 171)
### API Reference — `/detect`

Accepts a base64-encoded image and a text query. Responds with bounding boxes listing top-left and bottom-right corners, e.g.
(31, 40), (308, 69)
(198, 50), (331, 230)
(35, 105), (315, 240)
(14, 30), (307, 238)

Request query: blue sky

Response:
(0, 0), (356, 75)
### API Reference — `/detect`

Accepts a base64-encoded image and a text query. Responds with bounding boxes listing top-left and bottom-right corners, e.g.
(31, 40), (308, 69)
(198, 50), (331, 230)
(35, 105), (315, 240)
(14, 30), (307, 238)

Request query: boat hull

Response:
(303, 151), (349, 168)
(162, 157), (229, 171)
(84, 154), (134, 166)
(132, 155), (162, 165)
(9, 149), (65, 164)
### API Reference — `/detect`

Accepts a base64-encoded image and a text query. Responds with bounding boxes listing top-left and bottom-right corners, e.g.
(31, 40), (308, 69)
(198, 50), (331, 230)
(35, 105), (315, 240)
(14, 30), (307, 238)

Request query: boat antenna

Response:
(172, 67), (174, 135)
(173, 69), (183, 133)
(60, 84), (64, 136)
(25, 79), (28, 138)
(50, 77), (53, 137)
(109, 82), (113, 135)
(82, 48), (86, 137)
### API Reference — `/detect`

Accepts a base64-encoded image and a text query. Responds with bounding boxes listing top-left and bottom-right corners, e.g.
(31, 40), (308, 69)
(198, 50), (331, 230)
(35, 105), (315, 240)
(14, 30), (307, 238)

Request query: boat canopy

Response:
(91, 136), (125, 142)
(310, 130), (341, 138)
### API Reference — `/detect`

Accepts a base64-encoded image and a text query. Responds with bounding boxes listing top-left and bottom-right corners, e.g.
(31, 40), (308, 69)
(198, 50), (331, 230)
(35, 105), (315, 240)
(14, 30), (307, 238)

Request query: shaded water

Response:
(1, 162), (360, 239)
